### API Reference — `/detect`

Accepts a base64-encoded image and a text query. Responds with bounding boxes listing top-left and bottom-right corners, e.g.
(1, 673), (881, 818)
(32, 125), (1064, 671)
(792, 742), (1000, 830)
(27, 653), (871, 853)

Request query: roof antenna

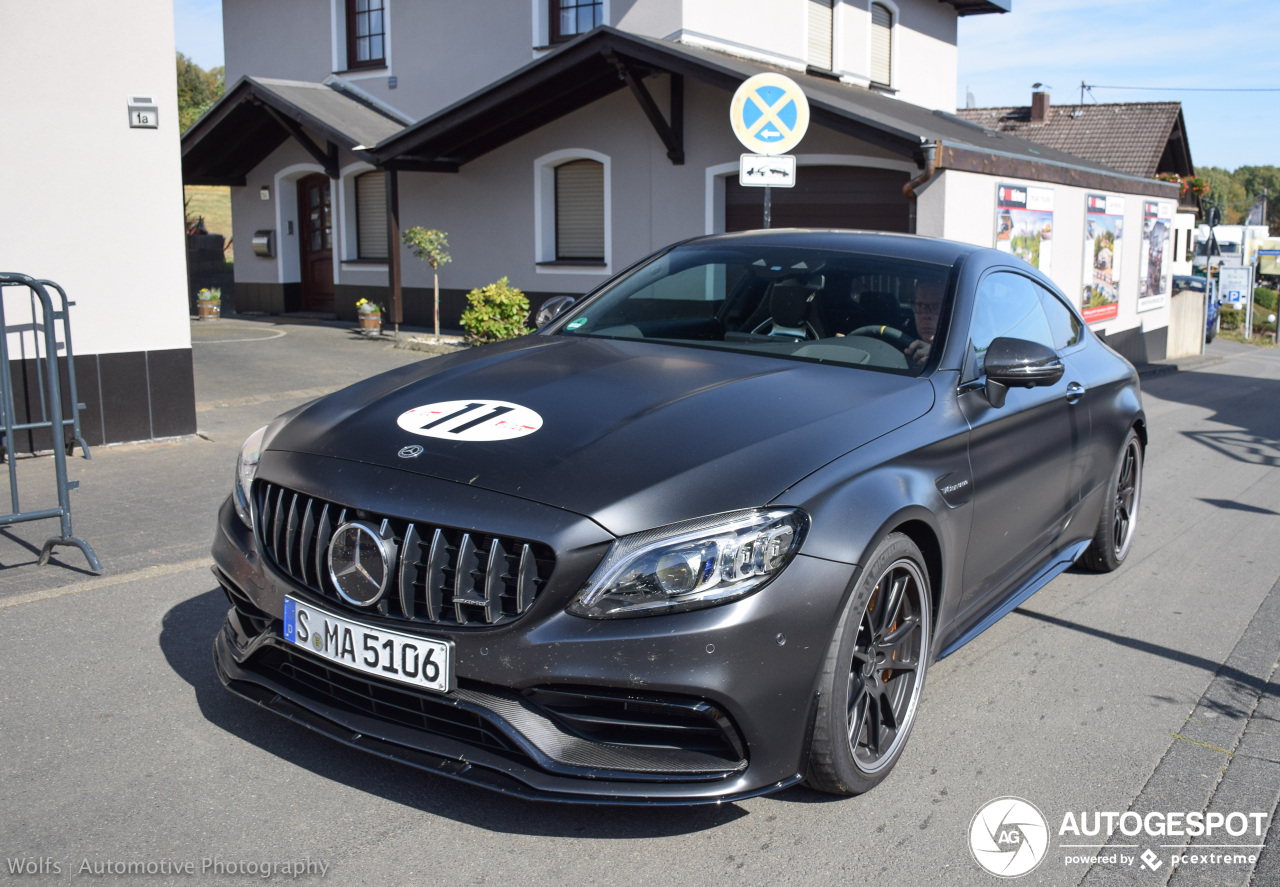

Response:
(1071, 80), (1085, 118)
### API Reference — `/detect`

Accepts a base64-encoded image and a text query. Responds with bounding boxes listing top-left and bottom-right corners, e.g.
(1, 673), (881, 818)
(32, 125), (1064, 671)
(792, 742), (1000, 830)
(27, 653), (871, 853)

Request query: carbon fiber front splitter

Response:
(213, 624), (802, 806)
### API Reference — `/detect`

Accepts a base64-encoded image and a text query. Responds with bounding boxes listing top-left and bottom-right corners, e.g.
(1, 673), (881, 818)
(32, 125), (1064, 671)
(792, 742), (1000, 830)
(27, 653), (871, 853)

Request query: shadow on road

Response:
(1012, 607), (1275, 723)
(1142, 354), (1280, 467)
(159, 589), (747, 836)
(1199, 498), (1279, 515)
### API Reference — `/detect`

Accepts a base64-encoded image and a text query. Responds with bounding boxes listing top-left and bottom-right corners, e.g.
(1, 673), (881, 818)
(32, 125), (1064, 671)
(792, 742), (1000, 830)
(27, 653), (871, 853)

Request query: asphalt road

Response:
(1, 321), (1278, 887)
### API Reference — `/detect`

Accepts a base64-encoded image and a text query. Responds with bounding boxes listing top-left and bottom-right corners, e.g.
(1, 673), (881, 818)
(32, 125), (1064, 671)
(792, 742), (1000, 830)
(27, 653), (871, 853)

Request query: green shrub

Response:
(1220, 305), (1241, 330)
(460, 277), (530, 345)
(1255, 287), (1278, 312)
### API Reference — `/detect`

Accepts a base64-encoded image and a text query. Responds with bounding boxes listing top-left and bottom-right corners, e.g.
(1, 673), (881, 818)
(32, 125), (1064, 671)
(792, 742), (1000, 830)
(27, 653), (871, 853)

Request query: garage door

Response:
(725, 165), (911, 233)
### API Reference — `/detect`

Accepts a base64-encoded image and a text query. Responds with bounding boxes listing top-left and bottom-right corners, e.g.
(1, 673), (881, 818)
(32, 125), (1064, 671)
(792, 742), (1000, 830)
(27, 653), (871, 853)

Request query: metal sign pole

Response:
(763, 186), (772, 229)
(1244, 265), (1254, 337)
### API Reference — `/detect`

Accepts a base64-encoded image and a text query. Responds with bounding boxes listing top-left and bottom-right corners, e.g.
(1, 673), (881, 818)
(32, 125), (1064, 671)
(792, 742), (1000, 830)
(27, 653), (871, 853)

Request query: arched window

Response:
(870, 3), (893, 87)
(554, 159), (604, 261)
(807, 0), (834, 70)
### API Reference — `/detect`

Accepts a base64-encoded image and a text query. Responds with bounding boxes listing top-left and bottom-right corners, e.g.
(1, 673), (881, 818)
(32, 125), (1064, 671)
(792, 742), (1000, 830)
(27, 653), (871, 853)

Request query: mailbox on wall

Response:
(251, 230), (275, 258)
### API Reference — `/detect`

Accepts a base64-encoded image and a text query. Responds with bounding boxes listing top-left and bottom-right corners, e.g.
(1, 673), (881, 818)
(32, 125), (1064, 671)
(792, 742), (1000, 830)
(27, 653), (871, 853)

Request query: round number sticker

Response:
(397, 400), (543, 442)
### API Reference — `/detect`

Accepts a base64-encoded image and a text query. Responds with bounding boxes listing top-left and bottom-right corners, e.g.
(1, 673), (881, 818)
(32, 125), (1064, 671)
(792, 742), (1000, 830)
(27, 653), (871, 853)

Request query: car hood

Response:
(265, 336), (934, 536)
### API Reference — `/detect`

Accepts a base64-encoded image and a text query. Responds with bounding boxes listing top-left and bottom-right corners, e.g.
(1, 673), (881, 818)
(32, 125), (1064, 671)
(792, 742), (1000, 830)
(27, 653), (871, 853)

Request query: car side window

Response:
(968, 271), (1054, 373)
(1036, 283), (1083, 350)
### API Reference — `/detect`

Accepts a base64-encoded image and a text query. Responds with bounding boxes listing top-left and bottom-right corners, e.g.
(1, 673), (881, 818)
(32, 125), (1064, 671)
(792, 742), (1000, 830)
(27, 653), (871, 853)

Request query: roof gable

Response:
(955, 100), (1193, 179)
(181, 77), (412, 186)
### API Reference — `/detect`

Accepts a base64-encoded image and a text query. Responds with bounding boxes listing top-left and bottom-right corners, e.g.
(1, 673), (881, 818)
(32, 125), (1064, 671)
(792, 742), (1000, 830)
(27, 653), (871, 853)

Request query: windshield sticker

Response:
(566, 317), (588, 331)
(397, 400), (543, 442)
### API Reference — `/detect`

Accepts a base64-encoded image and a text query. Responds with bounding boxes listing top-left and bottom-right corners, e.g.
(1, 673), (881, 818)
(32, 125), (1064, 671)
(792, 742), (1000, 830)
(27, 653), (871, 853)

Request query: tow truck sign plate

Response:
(739, 154), (796, 188)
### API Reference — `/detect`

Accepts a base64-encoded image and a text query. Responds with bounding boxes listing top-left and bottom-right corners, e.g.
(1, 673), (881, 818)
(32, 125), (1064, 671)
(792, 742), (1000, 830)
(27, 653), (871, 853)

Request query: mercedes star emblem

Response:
(327, 521), (392, 607)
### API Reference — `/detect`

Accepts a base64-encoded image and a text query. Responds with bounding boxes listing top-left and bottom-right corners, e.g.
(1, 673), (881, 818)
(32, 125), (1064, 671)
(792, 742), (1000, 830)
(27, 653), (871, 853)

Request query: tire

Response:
(806, 533), (931, 795)
(1080, 429), (1143, 572)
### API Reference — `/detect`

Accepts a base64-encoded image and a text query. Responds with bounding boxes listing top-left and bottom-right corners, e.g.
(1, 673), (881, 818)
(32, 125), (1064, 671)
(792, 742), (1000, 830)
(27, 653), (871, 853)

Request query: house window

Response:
(555, 159), (604, 261)
(550, 0), (603, 44)
(347, 0), (386, 69)
(807, 0), (834, 70)
(870, 3), (893, 86)
(355, 171), (388, 259)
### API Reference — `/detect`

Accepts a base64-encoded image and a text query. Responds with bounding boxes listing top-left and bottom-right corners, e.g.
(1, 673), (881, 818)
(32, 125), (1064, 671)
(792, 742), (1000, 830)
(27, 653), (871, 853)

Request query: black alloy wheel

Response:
(1081, 429), (1143, 572)
(807, 533), (932, 794)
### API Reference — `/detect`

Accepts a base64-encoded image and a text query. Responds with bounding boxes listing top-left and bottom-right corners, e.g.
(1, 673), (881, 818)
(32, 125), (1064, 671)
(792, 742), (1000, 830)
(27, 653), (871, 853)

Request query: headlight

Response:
(568, 508), (808, 619)
(233, 425), (268, 529)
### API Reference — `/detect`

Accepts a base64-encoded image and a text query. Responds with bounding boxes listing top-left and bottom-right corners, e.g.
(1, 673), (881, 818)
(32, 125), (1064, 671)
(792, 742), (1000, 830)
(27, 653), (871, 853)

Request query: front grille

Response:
(255, 481), (555, 629)
(252, 645), (519, 755)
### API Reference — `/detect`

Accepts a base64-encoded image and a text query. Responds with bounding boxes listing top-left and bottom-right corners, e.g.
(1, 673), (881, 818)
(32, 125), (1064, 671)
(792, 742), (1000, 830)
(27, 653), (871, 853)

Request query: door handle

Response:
(1065, 382), (1086, 405)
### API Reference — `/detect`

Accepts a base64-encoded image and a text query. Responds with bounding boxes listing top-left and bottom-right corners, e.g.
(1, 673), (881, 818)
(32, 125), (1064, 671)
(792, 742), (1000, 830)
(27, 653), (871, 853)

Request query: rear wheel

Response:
(806, 533), (931, 795)
(1080, 429), (1142, 572)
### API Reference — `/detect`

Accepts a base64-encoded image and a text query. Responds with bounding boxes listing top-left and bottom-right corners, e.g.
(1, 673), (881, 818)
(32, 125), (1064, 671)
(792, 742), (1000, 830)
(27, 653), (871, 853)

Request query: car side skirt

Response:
(937, 538), (1091, 658)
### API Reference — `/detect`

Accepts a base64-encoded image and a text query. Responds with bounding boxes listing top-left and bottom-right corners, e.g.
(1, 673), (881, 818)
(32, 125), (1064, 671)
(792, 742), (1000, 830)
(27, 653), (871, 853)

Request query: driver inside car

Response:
(904, 277), (945, 366)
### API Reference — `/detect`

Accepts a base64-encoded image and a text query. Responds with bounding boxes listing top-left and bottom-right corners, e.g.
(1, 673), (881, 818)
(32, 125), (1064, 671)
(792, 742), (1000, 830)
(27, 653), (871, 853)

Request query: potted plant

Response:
(196, 287), (221, 320)
(355, 298), (383, 332)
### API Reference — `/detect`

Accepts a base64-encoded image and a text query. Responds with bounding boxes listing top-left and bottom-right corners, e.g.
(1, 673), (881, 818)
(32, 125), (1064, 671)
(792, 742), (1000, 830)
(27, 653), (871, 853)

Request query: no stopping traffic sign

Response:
(730, 73), (810, 156)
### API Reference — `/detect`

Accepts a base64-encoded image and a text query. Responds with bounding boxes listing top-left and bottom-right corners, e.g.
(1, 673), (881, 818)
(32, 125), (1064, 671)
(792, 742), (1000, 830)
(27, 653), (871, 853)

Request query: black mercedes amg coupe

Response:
(212, 230), (1144, 804)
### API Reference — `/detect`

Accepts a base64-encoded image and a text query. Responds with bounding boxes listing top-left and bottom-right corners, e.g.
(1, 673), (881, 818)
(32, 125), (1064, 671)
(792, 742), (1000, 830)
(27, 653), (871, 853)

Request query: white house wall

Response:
(224, 0), (334, 85)
(927, 169), (1173, 360)
(1, 0), (197, 446)
(225, 0), (555, 121)
(611, 0), (683, 42)
(224, 0), (965, 124)
(890, 1), (958, 111)
(390, 76), (903, 297)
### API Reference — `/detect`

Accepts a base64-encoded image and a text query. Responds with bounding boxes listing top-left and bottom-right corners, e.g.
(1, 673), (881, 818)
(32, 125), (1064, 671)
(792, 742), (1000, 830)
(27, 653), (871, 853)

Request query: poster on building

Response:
(1080, 194), (1125, 324)
(995, 183), (1054, 272)
(1137, 201), (1174, 313)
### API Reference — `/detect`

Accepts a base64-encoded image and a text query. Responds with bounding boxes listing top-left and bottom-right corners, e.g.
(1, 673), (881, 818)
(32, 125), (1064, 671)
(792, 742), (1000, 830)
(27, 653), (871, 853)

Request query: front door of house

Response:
(297, 174), (334, 313)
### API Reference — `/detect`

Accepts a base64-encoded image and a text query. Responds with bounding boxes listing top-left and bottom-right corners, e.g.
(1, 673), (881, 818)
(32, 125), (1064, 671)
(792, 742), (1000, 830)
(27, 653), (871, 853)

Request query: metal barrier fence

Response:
(0, 272), (100, 572)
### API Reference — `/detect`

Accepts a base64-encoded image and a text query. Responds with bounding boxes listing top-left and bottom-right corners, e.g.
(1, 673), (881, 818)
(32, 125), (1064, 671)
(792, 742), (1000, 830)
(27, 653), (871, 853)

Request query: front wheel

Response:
(1080, 429), (1143, 572)
(806, 533), (932, 795)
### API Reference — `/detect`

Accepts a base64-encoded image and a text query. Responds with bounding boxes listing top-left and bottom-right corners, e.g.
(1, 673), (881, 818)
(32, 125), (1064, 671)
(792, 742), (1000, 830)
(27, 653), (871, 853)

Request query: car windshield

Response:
(558, 245), (953, 375)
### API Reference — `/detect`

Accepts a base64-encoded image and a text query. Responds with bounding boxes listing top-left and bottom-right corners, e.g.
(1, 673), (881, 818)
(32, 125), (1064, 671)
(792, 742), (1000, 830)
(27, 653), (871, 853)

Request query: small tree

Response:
(402, 227), (451, 336)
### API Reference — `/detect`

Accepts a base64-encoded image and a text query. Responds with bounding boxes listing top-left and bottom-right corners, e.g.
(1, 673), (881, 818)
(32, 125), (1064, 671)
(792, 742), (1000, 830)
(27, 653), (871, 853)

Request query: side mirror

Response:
(982, 336), (1064, 408)
(536, 295), (577, 328)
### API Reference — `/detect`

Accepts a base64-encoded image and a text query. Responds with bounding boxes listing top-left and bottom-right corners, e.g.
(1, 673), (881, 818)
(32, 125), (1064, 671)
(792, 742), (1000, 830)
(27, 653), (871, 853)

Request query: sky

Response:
(957, 0), (1280, 171)
(172, 0), (1278, 171)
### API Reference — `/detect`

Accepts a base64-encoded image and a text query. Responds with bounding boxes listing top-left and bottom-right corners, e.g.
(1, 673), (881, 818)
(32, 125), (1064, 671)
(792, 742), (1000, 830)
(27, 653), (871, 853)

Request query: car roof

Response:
(678, 229), (988, 267)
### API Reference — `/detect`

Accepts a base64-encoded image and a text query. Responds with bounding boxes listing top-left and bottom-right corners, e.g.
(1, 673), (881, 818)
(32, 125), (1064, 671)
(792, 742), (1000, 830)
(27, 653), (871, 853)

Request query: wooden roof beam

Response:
(261, 104), (339, 178)
(607, 54), (684, 165)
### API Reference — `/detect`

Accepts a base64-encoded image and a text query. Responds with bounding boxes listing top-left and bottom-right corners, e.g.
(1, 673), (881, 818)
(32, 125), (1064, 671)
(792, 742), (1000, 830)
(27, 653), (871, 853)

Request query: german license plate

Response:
(282, 597), (454, 694)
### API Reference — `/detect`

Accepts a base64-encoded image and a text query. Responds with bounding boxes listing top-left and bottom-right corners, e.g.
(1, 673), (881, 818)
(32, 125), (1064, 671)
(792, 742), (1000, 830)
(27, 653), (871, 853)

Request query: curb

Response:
(1079, 576), (1280, 886)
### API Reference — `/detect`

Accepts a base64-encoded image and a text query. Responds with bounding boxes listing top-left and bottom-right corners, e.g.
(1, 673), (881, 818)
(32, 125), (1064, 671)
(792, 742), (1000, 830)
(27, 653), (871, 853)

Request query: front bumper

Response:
(211, 465), (857, 804)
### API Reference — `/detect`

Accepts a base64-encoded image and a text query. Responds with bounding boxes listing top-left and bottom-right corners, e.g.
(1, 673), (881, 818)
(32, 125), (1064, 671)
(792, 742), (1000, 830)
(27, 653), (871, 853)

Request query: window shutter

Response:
(355, 171), (388, 259)
(555, 160), (604, 260)
(870, 3), (892, 86)
(807, 0), (834, 70)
